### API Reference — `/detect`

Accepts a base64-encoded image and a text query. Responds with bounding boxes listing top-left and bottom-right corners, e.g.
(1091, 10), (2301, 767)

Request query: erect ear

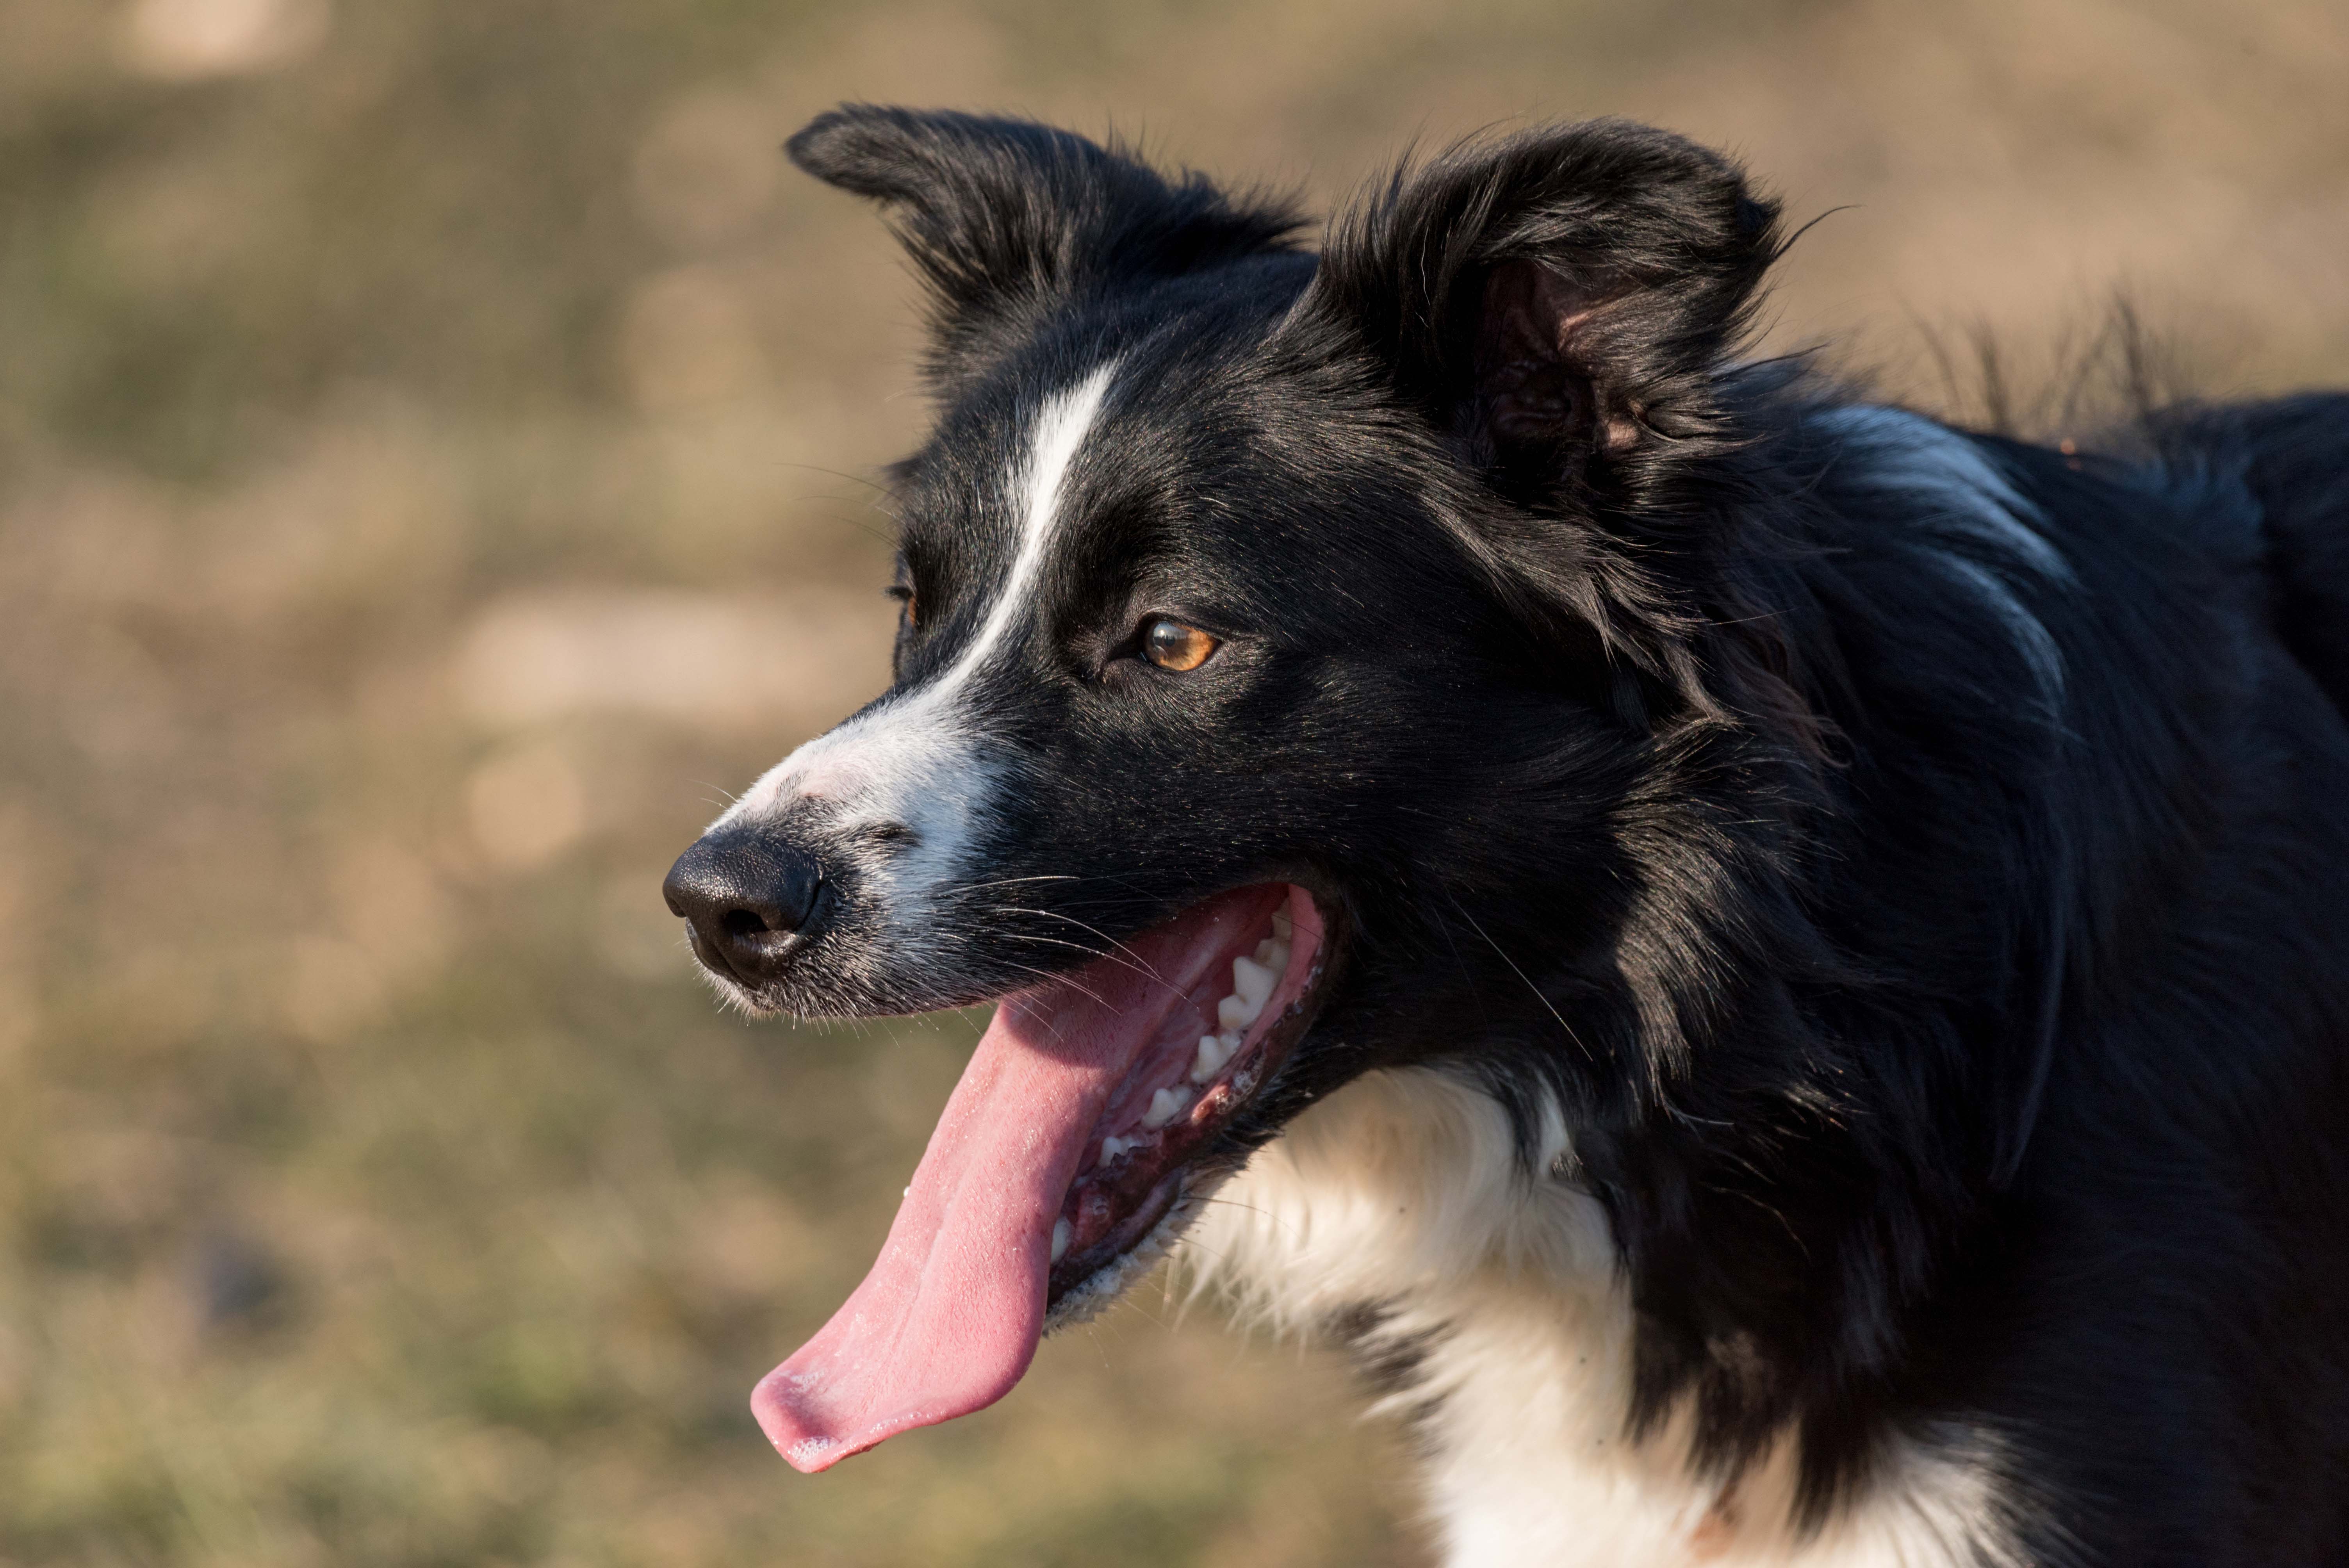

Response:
(788, 105), (1305, 385)
(1306, 119), (1782, 508)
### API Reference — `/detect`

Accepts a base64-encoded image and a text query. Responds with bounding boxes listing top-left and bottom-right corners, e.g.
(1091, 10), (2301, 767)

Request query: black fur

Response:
(786, 107), (1309, 391)
(692, 107), (2349, 1561)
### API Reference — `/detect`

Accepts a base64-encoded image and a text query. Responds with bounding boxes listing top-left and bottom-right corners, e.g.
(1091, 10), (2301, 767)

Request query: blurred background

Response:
(0, 1), (2343, 1563)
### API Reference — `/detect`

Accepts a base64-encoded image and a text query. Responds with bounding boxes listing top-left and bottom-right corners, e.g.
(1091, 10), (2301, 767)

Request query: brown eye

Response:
(887, 583), (918, 628)
(1142, 618), (1218, 672)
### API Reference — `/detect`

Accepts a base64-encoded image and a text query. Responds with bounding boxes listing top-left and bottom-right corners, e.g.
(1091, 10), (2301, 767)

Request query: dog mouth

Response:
(749, 882), (1336, 1472)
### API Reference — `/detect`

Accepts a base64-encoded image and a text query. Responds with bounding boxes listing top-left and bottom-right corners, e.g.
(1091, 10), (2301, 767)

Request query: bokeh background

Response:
(1, 1), (2343, 1563)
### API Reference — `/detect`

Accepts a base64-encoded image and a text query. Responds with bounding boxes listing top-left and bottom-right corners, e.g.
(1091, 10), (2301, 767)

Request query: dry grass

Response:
(1, 1), (2343, 1563)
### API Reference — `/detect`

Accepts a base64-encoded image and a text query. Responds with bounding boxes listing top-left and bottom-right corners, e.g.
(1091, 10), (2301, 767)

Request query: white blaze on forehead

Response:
(715, 362), (1119, 908)
(930, 360), (1119, 706)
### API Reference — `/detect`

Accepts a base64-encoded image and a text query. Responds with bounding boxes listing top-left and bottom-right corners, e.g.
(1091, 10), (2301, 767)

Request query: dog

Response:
(659, 106), (2349, 1565)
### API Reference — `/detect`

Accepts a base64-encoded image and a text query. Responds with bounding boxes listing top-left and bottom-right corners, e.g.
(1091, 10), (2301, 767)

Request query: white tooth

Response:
(1143, 1086), (1190, 1129)
(1264, 940), (1290, 975)
(1253, 938), (1278, 966)
(1232, 955), (1276, 1015)
(1191, 1035), (1222, 1083)
(1271, 910), (1292, 941)
(1101, 1135), (1131, 1162)
(1218, 993), (1253, 1031)
(902, 1186), (912, 1199)
(1221, 1028), (1242, 1053)
(1051, 1217), (1071, 1263)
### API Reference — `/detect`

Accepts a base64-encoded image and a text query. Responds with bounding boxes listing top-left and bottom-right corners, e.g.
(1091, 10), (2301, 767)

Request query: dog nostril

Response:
(661, 829), (829, 969)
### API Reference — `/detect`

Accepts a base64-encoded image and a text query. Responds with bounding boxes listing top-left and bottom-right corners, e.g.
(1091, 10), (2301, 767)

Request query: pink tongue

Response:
(750, 886), (1283, 1472)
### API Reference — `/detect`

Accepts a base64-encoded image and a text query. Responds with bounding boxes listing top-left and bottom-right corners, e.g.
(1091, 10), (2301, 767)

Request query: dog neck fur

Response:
(1817, 405), (2073, 716)
(1182, 1069), (2026, 1568)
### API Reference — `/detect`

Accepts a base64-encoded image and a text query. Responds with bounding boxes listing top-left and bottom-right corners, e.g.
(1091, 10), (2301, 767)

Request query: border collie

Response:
(660, 107), (2349, 1564)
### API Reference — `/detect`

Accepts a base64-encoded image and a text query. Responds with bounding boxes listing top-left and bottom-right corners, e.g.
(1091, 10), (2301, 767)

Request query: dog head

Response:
(660, 107), (1787, 1470)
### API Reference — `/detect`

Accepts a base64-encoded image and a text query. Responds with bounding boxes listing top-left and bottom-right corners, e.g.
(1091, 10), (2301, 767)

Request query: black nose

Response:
(662, 829), (827, 985)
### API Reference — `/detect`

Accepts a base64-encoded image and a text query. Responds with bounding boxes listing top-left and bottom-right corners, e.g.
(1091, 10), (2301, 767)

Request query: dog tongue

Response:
(750, 886), (1282, 1472)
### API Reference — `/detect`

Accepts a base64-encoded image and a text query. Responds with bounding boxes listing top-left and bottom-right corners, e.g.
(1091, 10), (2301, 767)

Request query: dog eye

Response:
(1142, 618), (1218, 672)
(886, 583), (919, 628)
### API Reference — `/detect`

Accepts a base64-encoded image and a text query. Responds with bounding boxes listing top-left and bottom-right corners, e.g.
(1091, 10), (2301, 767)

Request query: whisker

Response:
(1005, 908), (1171, 985)
(996, 961), (1109, 1012)
(766, 458), (893, 497)
(1194, 1194), (1307, 1245)
(994, 930), (1119, 962)
(1448, 894), (1594, 1061)
(970, 906), (1173, 988)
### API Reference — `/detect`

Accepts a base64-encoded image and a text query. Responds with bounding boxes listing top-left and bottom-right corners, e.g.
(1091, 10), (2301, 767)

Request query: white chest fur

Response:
(1179, 1068), (2021, 1568)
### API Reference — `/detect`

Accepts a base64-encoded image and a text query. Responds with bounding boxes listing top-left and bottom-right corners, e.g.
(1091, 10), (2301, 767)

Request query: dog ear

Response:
(788, 105), (1305, 385)
(1306, 119), (1782, 508)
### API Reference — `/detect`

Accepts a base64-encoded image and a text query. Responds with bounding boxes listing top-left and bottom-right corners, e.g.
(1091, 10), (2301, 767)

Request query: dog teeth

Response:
(1051, 1217), (1071, 1263)
(1142, 1086), (1191, 1129)
(1187, 918), (1300, 1092)
(1189, 1034), (1224, 1083)
(1214, 950), (1277, 1033)
(1101, 1134), (1136, 1163)
(1191, 1030), (1245, 1084)
(1232, 954), (1276, 1015)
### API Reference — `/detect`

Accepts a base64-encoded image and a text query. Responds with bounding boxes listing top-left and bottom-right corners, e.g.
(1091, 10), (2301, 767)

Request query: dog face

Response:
(676, 326), (1492, 1025)
(660, 107), (1784, 1470)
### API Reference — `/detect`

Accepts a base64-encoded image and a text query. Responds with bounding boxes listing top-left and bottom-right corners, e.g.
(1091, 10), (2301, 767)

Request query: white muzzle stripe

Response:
(714, 361), (1121, 924)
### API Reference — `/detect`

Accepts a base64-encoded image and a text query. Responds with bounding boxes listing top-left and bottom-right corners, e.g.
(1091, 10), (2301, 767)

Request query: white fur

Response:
(716, 363), (1118, 928)
(1183, 1068), (2023, 1568)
